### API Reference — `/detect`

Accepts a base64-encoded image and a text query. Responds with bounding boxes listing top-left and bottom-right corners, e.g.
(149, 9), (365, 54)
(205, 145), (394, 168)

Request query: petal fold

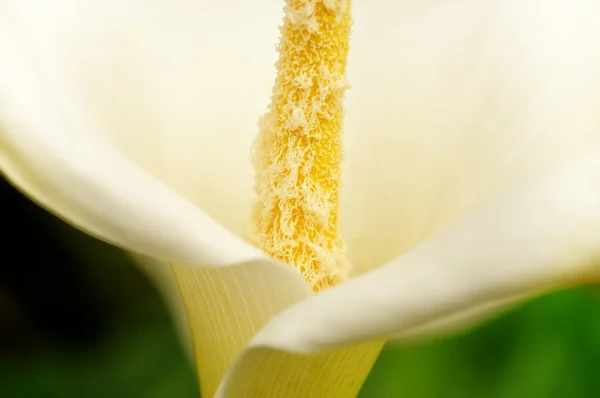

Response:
(0, 0), (267, 265)
(0, 0), (283, 237)
(173, 260), (313, 397)
(247, 153), (600, 353)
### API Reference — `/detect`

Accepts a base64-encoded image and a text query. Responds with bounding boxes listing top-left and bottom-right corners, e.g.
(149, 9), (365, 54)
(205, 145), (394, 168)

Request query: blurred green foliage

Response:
(362, 288), (600, 397)
(0, 305), (199, 398)
(2, 188), (600, 397)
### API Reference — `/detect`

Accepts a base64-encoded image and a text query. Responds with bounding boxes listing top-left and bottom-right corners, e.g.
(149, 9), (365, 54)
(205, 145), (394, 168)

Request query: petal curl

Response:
(0, 0), (277, 263)
(246, 153), (600, 353)
(0, 63), (259, 266)
(0, 0), (282, 236)
(173, 261), (313, 397)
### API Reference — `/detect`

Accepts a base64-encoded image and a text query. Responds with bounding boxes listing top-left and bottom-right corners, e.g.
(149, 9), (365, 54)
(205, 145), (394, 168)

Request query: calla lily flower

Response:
(3, 0), (600, 397)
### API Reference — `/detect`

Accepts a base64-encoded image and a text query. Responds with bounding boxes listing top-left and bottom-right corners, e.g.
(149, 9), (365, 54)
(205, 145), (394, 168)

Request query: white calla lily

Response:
(2, 0), (600, 397)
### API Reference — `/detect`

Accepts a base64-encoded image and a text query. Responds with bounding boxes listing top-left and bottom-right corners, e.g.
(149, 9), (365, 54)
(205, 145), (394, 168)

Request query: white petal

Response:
(0, 66), (258, 266)
(0, 0), (293, 265)
(0, 0), (275, 262)
(0, 0), (284, 237)
(342, 0), (600, 273)
(246, 153), (600, 353)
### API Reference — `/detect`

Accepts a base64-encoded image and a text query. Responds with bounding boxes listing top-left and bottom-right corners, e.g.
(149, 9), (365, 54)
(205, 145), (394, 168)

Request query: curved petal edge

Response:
(245, 151), (600, 354)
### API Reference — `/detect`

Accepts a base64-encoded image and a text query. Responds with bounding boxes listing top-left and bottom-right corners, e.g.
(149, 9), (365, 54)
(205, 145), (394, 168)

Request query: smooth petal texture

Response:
(0, 0), (265, 266)
(0, 0), (283, 239)
(343, 0), (600, 273)
(248, 153), (600, 353)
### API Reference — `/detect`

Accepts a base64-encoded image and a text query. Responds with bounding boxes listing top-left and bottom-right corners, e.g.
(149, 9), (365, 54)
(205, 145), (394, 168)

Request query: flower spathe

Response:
(2, 0), (600, 397)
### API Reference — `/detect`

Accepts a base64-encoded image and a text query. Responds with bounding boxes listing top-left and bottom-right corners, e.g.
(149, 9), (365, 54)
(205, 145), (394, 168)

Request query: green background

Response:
(2, 181), (600, 398)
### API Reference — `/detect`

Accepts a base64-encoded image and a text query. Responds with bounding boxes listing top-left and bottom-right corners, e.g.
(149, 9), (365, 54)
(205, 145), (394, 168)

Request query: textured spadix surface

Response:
(252, 0), (351, 292)
(2, 0), (600, 397)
